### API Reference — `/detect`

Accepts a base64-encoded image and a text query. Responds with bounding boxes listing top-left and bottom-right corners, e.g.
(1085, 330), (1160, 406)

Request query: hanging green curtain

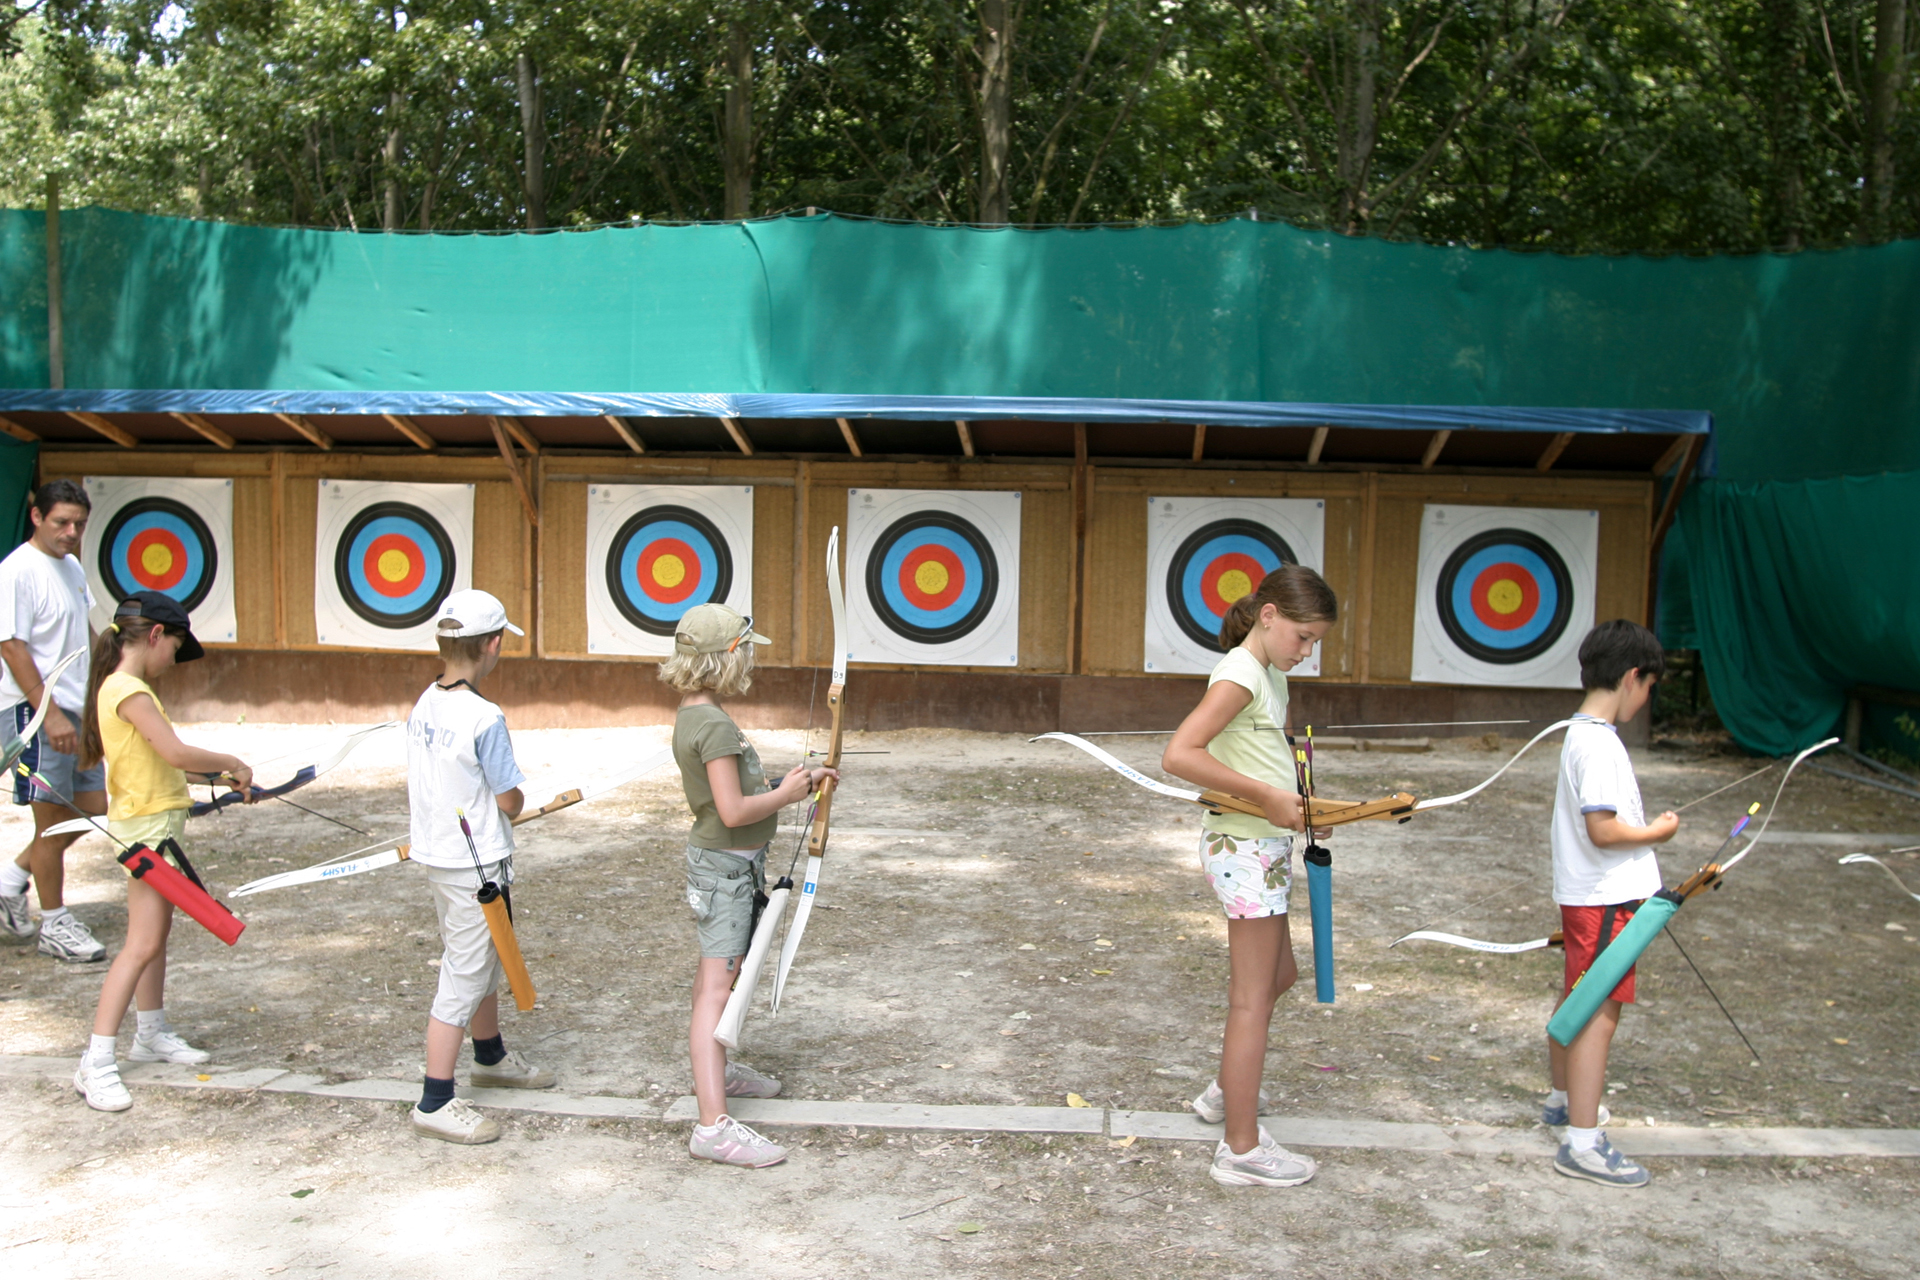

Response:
(0, 434), (35, 547)
(1679, 471), (1920, 754)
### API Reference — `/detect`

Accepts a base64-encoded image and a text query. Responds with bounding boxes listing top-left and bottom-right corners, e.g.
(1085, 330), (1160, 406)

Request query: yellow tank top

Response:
(1202, 646), (1297, 839)
(97, 671), (189, 821)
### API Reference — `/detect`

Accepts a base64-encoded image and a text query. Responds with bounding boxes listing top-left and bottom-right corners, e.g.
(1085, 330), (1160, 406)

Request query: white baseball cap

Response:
(434, 588), (524, 637)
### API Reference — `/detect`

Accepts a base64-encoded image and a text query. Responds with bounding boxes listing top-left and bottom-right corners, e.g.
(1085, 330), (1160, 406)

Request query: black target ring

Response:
(1164, 518), (1296, 652)
(864, 511), (999, 644)
(333, 501), (458, 630)
(98, 497), (219, 612)
(603, 505), (735, 636)
(1435, 528), (1574, 665)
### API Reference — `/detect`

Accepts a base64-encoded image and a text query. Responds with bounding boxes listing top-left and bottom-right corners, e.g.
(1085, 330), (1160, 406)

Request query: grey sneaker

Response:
(74, 1057), (132, 1112)
(469, 1049), (554, 1090)
(412, 1098), (501, 1144)
(1192, 1078), (1272, 1124)
(1540, 1100), (1611, 1129)
(37, 914), (105, 963)
(688, 1114), (787, 1168)
(1554, 1134), (1649, 1188)
(0, 889), (34, 940)
(129, 1029), (211, 1065)
(725, 1060), (782, 1099)
(1209, 1126), (1317, 1188)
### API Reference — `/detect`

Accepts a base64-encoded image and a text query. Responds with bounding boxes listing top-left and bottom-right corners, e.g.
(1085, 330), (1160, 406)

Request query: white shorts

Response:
(423, 859), (513, 1027)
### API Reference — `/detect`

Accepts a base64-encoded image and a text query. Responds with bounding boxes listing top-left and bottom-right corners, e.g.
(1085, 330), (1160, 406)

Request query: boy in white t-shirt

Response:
(1545, 619), (1677, 1188)
(405, 589), (554, 1145)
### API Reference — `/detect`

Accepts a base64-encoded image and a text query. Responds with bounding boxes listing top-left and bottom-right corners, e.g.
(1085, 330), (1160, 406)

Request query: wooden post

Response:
(721, 417), (754, 455)
(169, 412), (236, 450)
(1070, 424), (1088, 674)
(602, 415), (644, 453)
(1536, 432), (1575, 471)
(269, 451), (286, 646)
(954, 420), (975, 457)
(836, 417), (864, 457)
(488, 416), (541, 527)
(1651, 433), (1691, 477)
(1306, 425), (1329, 465)
(1644, 434), (1704, 627)
(1355, 472), (1378, 685)
(1419, 429), (1451, 469)
(1190, 424), (1205, 462)
(45, 174), (62, 391)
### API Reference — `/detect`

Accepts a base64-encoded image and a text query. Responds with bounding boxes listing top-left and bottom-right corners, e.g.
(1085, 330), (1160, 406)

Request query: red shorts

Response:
(1560, 902), (1643, 1005)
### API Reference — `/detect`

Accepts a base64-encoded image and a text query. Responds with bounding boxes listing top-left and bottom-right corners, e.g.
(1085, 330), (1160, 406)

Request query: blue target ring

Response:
(865, 511), (998, 643)
(1435, 529), (1573, 664)
(1166, 519), (1295, 651)
(604, 505), (734, 635)
(99, 498), (217, 612)
(334, 502), (456, 629)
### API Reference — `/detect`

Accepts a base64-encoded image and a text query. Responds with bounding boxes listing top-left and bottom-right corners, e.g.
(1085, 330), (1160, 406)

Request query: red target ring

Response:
(1199, 552), (1266, 616)
(636, 537), (702, 605)
(898, 544), (966, 611)
(126, 527), (189, 591)
(1469, 562), (1541, 631)
(361, 533), (428, 598)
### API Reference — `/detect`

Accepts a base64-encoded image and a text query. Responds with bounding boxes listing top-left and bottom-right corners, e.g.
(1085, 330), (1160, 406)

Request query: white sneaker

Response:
(688, 1114), (787, 1167)
(411, 1097), (501, 1144)
(74, 1058), (132, 1112)
(1192, 1078), (1272, 1124)
(1210, 1126), (1317, 1187)
(37, 914), (105, 963)
(129, 1029), (212, 1065)
(469, 1049), (554, 1089)
(0, 890), (34, 940)
(725, 1060), (782, 1099)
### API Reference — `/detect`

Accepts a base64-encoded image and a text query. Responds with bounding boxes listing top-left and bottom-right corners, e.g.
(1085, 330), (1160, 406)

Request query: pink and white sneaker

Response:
(688, 1114), (788, 1167)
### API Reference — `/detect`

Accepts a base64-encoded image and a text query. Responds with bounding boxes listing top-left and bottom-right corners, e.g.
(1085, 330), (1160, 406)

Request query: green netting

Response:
(3, 208), (1919, 483)
(0, 434), (36, 548)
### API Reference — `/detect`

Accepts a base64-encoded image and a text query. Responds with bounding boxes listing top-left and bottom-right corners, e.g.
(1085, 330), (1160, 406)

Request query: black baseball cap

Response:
(115, 591), (206, 663)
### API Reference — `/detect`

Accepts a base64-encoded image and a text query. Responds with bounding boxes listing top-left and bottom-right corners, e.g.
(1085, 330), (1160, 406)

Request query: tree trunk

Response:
(1862, 0), (1908, 240)
(196, 159), (212, 219)
(383, 91), (404, 231)
(1762, 0), (1811, 250)
(977, 0), (1015, 224)
(517, 51), (547, 230)
(722, 19), (754, 220)
(1336, 0), (1383, 232)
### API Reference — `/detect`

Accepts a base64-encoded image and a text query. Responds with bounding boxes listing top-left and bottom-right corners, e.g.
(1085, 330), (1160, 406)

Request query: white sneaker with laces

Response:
(0, 890), (34, 940)
(411, 1097), (501, 1144)
(469, 1048), (554, 1089)
(129, 1029), (212, 1065)
(1192, 1078), (1272, 1124)
(1210, 1126), (1318, 1187)
(688, 1114), (788, 1167)
(725, 1060), (782, 1099)
(74, 1058), (132, 1112)
(37, 914), (105, 963)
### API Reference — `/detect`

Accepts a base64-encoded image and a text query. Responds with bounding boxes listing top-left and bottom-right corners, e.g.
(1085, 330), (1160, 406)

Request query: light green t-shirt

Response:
(673, 703), (779, 850)
(1202, 646), (1296, 839)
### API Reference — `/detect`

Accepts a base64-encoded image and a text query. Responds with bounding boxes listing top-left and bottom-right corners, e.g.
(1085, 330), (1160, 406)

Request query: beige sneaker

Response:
(411, 1097), (500, 1144)
(688, 1114), (787, 1167)
(469, 1049), (554, 1089)
(724, 1060), (782, 1099)
(1192, 1078), (1272, 1124)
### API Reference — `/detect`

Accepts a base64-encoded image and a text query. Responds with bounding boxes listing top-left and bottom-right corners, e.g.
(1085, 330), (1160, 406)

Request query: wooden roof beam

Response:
(274, 413), (335, 450)
(721, 417), (754, 455)
(498, 415), (542, 455)
(1536, 431), (1575, 471)
(70, 412), (138, 449)
(1652, 433), (1692, 476)
(382, 413), (436, 450)
(1306, 425), (1329, 464)
(169, 412), (235, 450)
(836, 416), (864, 457)
(0, 414), (40, 443)
(602, 415), (645, 453)
(1190, 424), (1206, 462)
(487, 417), (540, 527)
(1419, 428), (1452, 469)
(955, 420), (975, 457)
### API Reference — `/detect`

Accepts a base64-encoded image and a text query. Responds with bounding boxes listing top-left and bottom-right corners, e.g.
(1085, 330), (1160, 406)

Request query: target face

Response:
(99, 498), (217, 611)
(604, 505), (735, 635)
(865, 511), (999, 643)
(1165, 518), (1298, 652)
(1435, 529), (1573, 664)
(333, 502), (457, 629)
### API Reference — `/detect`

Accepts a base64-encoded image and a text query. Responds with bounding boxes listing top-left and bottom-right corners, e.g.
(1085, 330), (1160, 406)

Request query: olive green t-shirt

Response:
(1202, 646), (1297, 840)
(673, 703), (779, 849)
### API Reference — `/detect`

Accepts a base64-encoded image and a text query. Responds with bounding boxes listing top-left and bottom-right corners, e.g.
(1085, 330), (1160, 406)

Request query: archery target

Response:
(846, 488), (1020, 666)
(585, 484), (754, 656)
(82, 477), (236, 644)
(1144, 496), (1325, 677)
(1412, 505), (1597, 688)
(314, 479), (473, 651)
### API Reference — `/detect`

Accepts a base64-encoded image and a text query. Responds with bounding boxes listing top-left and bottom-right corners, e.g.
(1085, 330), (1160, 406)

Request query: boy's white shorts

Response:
(423, 859), (511, 1027)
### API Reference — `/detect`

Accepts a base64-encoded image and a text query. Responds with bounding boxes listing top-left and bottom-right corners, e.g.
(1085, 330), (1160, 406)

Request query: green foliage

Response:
(2, 0), (1916, 250)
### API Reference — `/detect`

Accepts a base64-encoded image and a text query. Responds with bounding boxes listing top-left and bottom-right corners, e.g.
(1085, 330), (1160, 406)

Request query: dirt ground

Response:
(2, 721), (1917, 1279)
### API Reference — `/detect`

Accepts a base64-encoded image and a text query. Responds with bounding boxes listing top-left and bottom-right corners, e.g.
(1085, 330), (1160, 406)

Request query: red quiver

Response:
(118, 839), (246, 947)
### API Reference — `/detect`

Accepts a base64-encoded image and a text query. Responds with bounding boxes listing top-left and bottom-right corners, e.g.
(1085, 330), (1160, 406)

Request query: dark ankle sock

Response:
(419, 1075), (455, 1113)
(472, 1034), (506, 1067)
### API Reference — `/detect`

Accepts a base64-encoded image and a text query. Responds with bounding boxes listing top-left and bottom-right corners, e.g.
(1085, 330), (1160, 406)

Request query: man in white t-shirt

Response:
(0, 480), (107, 962)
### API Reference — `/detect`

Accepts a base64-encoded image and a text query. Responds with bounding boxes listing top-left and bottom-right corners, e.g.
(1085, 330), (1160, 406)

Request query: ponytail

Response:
(1217, 563), (1338, 649)
(79, 616), (153, 769)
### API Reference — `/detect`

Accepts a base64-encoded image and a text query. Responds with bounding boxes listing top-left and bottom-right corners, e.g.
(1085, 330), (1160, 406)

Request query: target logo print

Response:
(1165, 518), (1296, 652)
(1435, 529), (1573, 664)
(865, 511), (999, 643)
(99, 498), (218, 611)
(334, 502), (457, 629)
(605, 506), (734, 635)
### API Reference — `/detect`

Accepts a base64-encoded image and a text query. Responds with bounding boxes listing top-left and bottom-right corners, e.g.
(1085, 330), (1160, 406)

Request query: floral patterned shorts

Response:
(1199, 830), (1294, 919)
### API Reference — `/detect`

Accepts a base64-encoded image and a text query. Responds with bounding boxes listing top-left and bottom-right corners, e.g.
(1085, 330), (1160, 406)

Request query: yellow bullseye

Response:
(1486, 578), (1525, 615)
(140, 544), (175, 577)
(651, 554), (686, 588)
(1217, 569), (1253, 603)
(377, 548), (413, 584)
(914, 561), (950, 596)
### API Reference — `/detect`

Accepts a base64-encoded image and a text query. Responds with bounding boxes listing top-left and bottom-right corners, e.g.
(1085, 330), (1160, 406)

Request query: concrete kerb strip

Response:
(4, 1055), (1918, 1158)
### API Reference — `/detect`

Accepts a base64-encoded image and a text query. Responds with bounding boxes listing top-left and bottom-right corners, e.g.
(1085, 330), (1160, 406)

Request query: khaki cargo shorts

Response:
(684, 843), (767, 960)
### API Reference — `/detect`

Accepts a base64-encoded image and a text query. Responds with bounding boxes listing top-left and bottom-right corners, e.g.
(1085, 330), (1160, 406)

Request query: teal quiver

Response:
(1546, 891), (1680, 1046)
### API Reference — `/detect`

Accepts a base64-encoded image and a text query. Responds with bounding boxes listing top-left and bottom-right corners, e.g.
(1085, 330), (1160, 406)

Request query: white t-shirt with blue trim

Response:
(1550, 715), (1663, 906)
(405, 683), (526, 870)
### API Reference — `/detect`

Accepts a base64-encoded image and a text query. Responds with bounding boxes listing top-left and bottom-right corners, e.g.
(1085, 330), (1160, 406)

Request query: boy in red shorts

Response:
(1544, 619), (1677, 1188)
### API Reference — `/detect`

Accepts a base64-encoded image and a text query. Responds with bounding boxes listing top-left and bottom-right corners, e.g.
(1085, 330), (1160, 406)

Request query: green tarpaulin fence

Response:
(0, 434), (34, 547)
